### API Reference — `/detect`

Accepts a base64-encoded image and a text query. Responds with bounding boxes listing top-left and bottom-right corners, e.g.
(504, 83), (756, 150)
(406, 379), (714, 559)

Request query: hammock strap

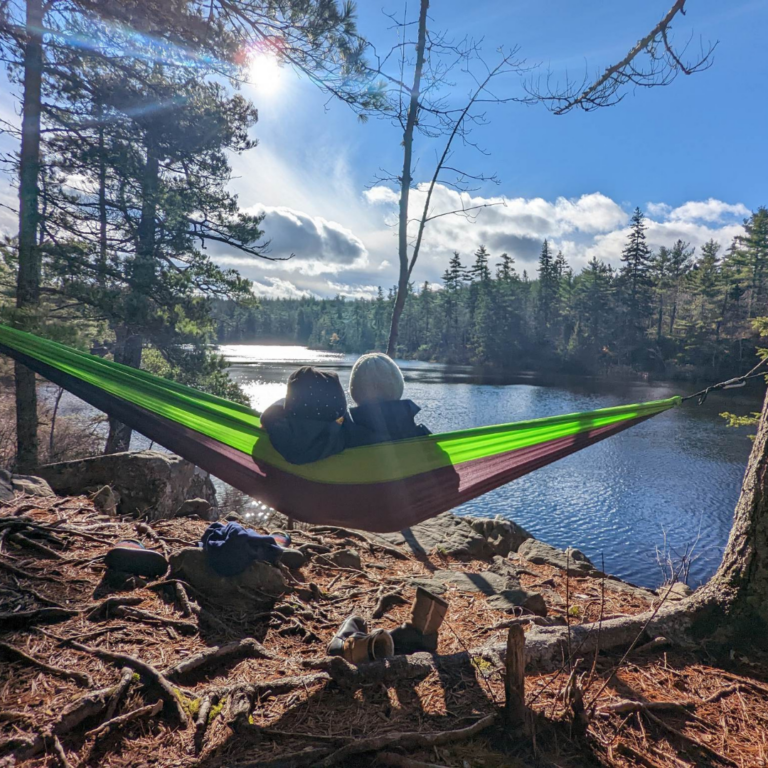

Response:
(682, 356), (768, 405)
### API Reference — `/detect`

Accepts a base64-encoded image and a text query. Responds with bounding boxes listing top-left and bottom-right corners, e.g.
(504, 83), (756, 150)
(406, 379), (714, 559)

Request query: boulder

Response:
(174, 498), (216, 520)
(169, 547), (287, 609)
(10, 474), (55, 498)
(464, 515), (532, 556)
(378, 512), (493, 559)
(517, 538), (596, 576)
(37, 450), (217, 519)
(328, 548), (362, 570)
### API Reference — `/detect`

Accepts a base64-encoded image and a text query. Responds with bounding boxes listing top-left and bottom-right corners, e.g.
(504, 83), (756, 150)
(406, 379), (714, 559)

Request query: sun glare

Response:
(248, 52), (281, 95)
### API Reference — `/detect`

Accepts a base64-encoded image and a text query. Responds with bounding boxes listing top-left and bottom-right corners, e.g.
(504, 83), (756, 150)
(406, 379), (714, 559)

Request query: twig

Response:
(0, 641), (93, 686)
(114, 605), (198, 634)
(375, 754), (451, 768)
(642, 708), (738, 766)
(9, 532), (67, 560)
(318, 714), (496, 766)
(0, 606), (79, 629)
(0, 556), (48, 580)
(85, 699), (163, 740)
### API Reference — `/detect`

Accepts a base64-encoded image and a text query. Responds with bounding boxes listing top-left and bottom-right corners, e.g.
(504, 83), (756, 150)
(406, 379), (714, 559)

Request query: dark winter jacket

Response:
(200, 522), (283, 576)
(345, 399), (431, 448)
(261, 398), (348, 465)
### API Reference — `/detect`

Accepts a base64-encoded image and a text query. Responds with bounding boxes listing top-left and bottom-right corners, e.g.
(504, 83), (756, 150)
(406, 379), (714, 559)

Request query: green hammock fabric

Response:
(0, 324), (680, 530)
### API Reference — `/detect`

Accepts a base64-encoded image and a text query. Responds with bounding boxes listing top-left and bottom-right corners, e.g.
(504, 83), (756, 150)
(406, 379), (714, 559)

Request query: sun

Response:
(248, 51), (282, 95)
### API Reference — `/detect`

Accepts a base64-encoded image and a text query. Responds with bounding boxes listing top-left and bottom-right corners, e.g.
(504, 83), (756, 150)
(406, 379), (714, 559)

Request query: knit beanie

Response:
(285, 367), (347, 421)
(349, 353), (405, 405)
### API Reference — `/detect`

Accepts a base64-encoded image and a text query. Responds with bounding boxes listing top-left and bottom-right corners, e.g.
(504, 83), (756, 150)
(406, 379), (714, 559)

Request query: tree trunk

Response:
(97, 109), (108, 285)
(386, 0), (429, 358)
(14, 0), (45, 472)
(104, 137), (158, 453)
(692, 386), (768, 635)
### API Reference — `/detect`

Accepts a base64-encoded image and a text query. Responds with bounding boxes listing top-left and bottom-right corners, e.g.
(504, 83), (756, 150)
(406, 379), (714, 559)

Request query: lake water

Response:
(222, 344), (764, 589)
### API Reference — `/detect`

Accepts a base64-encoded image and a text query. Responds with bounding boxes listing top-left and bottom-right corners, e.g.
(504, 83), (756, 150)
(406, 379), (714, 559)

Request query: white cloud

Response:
(251, 277), (314, 299)
(667, 199), (750, 223)
(326, 281), (380, 299)
(247, 204), (368, 266)
(364, 186), (399, 205)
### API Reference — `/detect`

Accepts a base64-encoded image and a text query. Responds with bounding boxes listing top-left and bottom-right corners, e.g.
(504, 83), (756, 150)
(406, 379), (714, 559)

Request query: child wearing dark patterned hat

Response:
(261, 366), (349, 464)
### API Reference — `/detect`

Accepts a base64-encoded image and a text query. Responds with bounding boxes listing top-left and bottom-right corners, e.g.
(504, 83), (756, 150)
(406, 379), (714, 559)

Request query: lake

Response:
(222, 343), (764, 589)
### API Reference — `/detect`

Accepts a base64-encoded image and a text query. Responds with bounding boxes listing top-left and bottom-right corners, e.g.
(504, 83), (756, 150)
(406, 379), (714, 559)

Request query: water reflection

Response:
(225, 344), (761, 588)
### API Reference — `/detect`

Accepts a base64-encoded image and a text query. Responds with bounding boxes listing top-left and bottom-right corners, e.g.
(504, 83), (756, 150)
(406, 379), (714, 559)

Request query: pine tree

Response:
(496, 252), (517, 282)
(536, 239), (558, 337)
(469, 245), (492, 282)
(619, 207), (653, 349)
(734, 208), (768, 318)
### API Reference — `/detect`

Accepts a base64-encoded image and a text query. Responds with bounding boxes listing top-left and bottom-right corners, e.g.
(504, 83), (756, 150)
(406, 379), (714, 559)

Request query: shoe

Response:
(327, 615), (394, 664)
(270, 530), (292, 548)
(411, 587), (448, 634)
(391, 588), (448, 655)
(104, 540), (168, 578)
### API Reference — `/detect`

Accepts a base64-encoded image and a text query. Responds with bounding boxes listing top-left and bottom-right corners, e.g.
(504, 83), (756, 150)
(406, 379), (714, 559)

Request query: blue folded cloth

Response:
(200, 522), (283, 576)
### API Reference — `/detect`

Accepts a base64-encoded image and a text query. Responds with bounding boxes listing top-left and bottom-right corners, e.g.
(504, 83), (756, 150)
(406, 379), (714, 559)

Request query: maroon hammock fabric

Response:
(4, 342), (654, 531)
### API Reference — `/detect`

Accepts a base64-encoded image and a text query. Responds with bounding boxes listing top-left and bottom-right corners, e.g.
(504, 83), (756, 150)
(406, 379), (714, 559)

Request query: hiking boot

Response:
(391, 588), (448, 655)
(411, 587), (448, 634)
(327, 615), (394, 664)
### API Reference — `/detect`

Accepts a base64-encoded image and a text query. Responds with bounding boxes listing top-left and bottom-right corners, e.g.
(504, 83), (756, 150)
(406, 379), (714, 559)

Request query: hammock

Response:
(0, 325), (681, 532)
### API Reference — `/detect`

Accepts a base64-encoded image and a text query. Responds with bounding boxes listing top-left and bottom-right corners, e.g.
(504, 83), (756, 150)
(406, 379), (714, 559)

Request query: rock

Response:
(464, 516), (532, 556)
(10, 474), (55, 498)
(409, 567), (547, 616)
(517, 538), (595, 575)
(37, 450), (217, 519)
(279, 548), (307, 570)
(89, 485), (119, 516)
(378, 512), (493, 559)
(174, 498), (215, 520)
(329, 548), (362, 570)
(169, 547), (286, 608)
(0, 470), (13, 502)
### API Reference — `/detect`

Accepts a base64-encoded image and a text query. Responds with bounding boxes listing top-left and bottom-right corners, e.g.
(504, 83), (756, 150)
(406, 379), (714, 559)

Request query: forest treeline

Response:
(214, 207), (768, 378)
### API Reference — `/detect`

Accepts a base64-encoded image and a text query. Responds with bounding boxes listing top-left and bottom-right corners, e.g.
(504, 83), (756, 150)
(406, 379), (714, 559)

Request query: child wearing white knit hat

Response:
(346, 353), (430, 446)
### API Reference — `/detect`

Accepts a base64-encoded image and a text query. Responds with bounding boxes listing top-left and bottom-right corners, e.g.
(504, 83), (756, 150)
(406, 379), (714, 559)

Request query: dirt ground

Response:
(1, 493), (767, 768)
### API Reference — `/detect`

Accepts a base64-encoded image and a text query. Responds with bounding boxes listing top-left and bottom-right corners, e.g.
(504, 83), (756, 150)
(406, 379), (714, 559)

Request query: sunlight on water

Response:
(224, 345), (761, 589)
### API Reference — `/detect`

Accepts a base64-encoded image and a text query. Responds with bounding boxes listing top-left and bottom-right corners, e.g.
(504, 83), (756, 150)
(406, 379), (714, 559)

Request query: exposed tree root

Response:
(0, 641), (93, 686)
(163, 637), (274, 681)
(85, 699), (163, 741)
(113, 605), (198, 634)
(67, 641), (188, 726)
(317, 714), (496, 766)
(0, 606), (79, 629)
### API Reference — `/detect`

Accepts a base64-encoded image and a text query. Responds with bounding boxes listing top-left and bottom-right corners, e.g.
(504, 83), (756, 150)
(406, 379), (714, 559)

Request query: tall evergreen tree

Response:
(619, 207), (653, 349)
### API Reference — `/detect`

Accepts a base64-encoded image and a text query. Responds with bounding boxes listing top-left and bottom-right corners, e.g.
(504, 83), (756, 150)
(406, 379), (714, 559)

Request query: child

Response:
(261, 366), (348, 464)
(346, 352), (430, 446)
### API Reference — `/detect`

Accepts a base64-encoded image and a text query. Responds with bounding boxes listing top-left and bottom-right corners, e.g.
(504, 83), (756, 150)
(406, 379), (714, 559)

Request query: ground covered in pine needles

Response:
(1, 493), (767, 768)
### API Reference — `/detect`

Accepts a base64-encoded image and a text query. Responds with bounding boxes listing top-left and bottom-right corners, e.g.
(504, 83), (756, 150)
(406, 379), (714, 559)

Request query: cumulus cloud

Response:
(667, 199), (750, 223)
(251, 277), (314, 299)
(212, 182), (749, 297)
(247, 204), (368, 267)
(364, 186), (399, 205)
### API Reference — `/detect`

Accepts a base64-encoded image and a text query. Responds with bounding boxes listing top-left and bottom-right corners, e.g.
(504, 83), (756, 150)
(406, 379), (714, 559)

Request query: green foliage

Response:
(213, 212), (768, 381)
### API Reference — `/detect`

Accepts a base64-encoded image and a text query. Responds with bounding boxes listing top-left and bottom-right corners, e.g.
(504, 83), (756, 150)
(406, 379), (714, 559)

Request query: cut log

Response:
(503, 625), (525, 729)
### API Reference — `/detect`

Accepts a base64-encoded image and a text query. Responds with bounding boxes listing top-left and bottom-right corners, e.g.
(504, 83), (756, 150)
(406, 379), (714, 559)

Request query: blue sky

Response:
(215, 0), (768, 298)
(1, 0), (766, 298)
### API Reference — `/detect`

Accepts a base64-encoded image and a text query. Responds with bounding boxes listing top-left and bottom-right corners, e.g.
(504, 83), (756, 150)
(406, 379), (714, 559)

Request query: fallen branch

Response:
(114, 605), (198, 634)
(85, 699), (163, 741)
(9, 532), (67, 560)
(0, 556), (48, 580)
(642, 708), (738, 767)
(67, 641), (188, 726)
(318, 714), (496, 766)
(0, 606), (79, 630)
(85, 595), (144, 621)
(0, 641), (93, 686)
(599, 684), (752, 716)
(375, 754), (451, 768)
(163, 637), (274, 681)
